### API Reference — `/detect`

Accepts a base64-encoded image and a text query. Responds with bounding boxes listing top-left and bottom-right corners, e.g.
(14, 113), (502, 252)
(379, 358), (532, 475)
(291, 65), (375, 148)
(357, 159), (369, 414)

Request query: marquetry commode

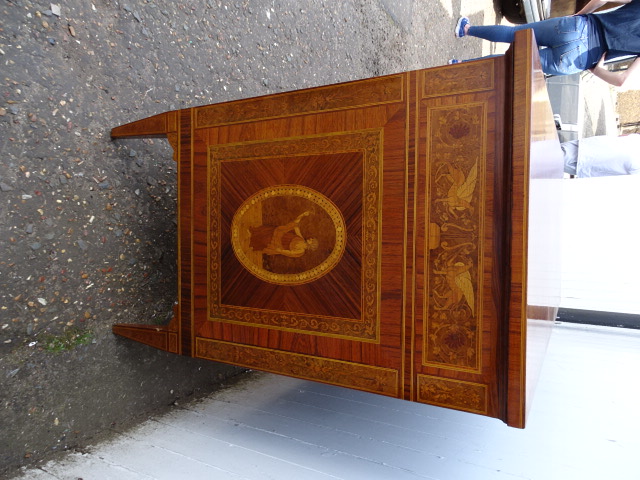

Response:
(111, 31), (562, 428)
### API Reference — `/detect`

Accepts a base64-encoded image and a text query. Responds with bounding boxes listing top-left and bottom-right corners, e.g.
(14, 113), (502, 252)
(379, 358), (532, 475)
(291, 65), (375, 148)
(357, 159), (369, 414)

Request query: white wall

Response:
(561, 175), (640, 314)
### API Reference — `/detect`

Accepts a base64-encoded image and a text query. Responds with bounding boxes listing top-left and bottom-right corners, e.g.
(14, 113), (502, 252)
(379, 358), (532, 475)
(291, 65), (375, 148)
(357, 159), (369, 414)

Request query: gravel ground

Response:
(0, 0), (497, 476)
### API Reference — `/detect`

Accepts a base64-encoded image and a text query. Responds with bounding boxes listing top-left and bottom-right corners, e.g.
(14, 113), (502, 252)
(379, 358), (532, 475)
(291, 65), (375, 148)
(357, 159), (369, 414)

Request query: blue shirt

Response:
(585, 15), (605, 67)
(590, 0), (640, 60)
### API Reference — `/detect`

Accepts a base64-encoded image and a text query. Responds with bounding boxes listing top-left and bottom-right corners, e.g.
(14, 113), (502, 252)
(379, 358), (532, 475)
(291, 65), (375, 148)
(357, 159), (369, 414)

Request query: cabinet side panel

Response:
(508, 30), (563, 428)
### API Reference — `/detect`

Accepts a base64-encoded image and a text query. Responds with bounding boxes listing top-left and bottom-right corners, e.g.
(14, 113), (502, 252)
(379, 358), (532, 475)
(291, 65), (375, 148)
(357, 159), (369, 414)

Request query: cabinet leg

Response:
(113, 315), (179, 354)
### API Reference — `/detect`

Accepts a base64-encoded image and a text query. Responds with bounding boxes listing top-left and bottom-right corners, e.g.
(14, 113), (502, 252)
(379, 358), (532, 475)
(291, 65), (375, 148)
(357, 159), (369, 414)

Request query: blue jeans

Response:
(468, 16), (590, 75)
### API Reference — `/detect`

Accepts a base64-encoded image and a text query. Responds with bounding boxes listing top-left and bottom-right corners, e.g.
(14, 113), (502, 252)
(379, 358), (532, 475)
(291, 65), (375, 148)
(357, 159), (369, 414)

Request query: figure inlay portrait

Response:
(231, 185), (346, 285)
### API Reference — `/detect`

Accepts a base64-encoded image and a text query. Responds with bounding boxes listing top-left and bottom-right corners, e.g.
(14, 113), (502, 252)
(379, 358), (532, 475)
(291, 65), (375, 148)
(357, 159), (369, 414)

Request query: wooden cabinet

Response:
(112, 30), (562, 428)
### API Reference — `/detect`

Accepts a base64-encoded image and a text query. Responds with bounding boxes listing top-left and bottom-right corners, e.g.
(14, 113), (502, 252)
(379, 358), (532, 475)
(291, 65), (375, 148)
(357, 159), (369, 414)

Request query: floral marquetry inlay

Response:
(423, 61), (494, 98)
(424, 104), (486, 372)
(417, 375), (488, 414)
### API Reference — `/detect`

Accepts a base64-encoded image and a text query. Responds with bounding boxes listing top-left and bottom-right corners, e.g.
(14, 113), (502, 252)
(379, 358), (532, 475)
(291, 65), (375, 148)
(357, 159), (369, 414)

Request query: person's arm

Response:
(590, 54), (640, 87)
(293, 211), (310, 237)
(575, 0), (632, 15)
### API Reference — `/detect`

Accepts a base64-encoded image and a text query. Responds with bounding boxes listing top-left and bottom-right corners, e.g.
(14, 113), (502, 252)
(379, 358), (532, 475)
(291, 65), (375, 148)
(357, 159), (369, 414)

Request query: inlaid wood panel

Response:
(208, 130), (383, 341)
(424, 102), (487, 372)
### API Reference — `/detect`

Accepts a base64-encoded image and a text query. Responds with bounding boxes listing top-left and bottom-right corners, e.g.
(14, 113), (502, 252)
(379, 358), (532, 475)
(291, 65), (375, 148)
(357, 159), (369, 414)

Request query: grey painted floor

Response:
(13, 323), (640, 480)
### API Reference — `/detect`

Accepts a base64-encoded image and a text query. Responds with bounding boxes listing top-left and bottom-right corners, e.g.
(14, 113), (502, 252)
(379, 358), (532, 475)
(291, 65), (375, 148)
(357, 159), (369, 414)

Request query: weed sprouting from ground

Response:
(40, 328), (93, 353)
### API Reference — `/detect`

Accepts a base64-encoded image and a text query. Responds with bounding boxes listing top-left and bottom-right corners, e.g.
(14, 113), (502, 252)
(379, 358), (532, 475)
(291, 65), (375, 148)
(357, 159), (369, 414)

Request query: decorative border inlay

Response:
(417, 375), (488, 414)
(423, 62), (494, 98)
(209, 130), (383, 341)
(424, 104), (486, 372)
(196, 75), (404, 128)
(196, 338), (399, 396)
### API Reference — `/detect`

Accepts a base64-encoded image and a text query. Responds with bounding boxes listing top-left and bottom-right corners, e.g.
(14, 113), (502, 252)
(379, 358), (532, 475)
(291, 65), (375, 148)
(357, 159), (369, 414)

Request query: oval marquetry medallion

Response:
(231, 185), (346, 285)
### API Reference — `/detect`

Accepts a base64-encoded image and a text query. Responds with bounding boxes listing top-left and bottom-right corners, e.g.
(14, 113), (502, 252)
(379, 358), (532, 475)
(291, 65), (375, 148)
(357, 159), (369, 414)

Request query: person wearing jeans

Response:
(454, 0), (640, 87)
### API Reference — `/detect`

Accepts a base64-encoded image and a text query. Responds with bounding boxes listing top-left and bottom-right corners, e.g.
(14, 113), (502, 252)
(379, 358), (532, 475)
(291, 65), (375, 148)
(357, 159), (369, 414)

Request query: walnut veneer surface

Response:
(111, 30), (562, 428)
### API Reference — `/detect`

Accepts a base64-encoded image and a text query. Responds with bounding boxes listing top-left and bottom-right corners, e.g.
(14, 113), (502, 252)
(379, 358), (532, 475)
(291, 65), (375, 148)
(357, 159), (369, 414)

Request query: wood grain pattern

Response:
(110, 111), (178, 138)
(111, 31), (561, 427)
(112, 315), (179, 353)
(506, 31), (534, 429)
(505, 30), (562, 428)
